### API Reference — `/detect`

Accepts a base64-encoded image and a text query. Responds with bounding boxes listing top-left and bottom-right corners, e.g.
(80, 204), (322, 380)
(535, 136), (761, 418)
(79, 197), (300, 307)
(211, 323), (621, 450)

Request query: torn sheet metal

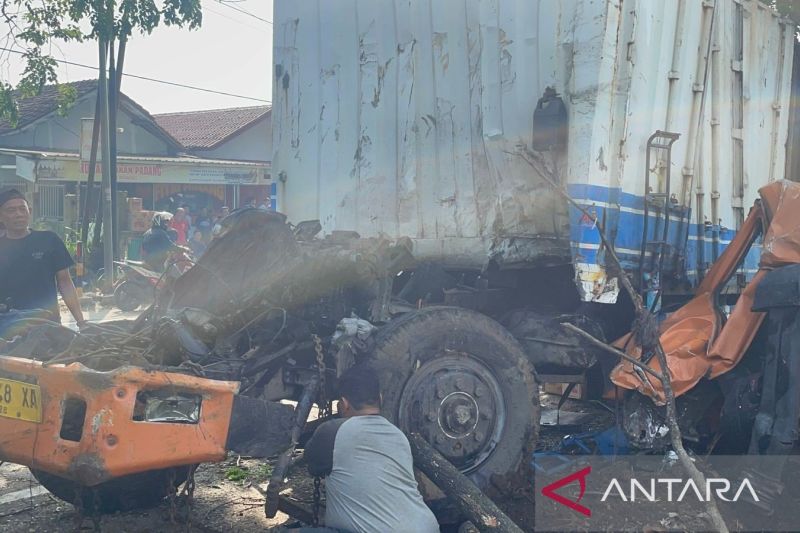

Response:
(504, 311), (603, 371)
(760, 180), (800, 268)
(610, 180), (800, 404)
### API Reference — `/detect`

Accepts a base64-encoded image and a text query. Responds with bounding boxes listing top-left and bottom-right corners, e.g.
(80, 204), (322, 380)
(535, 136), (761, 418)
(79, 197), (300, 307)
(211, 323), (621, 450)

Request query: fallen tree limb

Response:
(560, 323), (661, 382)
(651, 342), (730, 533)
(515, 146), (729, 533)
(408, 433), (524, 533)
(563, 323), (729, 532)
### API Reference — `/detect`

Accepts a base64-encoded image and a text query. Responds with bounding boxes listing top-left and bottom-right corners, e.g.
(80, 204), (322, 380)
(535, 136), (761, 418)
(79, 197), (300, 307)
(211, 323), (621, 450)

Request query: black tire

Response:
(95, 266), (126, 295)
(31, 467), (190, 514)
(368, 307), (539, 490)
(114, 281), (143, 312)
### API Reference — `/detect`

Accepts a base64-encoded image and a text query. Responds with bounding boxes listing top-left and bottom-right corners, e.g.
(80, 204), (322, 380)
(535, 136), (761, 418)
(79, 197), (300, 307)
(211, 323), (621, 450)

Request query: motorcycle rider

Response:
(141, 212), (180, 272)
(211, 206), (230, 239)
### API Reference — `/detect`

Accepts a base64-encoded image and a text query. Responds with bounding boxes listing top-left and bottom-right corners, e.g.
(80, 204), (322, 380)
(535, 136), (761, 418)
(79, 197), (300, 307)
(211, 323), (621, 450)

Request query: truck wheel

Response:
(368, 307), (539, 490)
(114, 281), (143, 312)
(31, 467), (190, 514)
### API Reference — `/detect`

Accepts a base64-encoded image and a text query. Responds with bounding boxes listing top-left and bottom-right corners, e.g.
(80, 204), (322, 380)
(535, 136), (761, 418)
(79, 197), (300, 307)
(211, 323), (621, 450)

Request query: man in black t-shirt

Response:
(0, 189), (86, 325)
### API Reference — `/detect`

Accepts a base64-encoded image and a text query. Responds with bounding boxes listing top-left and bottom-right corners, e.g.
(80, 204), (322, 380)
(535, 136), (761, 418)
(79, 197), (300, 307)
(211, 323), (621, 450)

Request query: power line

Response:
(215, 0), (273, 25)
(118, 70), (271, 103)
(0, 47), (270, 104)
(205, 5), (264, 32)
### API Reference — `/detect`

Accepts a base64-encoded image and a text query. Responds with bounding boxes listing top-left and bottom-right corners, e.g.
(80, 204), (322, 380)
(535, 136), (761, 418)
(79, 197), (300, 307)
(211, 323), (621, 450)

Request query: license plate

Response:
(0, 378), (42, 423)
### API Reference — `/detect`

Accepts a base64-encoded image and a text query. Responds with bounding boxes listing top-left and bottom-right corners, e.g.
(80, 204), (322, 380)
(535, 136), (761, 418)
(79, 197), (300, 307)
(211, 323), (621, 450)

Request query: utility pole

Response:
(108, 36), (127, 260)
(109, 37), (118, 260)
(98, 38), (114, 293)
(79, 93), (101, 247)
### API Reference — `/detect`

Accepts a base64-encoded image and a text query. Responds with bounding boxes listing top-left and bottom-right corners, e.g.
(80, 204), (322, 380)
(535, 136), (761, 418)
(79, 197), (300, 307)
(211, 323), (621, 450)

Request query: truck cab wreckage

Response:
(3, 0), (800, 527)
(2, 180), (800, 522)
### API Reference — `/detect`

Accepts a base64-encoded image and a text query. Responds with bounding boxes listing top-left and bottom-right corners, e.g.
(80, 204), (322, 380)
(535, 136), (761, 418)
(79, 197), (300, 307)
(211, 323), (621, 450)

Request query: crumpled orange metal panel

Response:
(608, 180), (800, 404)
(0, 356), (238, 485)
(611, 297), (718, 401)
(760, 180), (800, 268)
(706, 269), (766, 379)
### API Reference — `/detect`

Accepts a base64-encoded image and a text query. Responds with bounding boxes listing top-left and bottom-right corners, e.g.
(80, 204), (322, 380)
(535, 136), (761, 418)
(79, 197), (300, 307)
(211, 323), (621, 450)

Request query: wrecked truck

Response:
(2, 0), (800, 520)
(4, 179), (800, 517)
(0, 208), (542, 512)
(268, 0), (800, 487)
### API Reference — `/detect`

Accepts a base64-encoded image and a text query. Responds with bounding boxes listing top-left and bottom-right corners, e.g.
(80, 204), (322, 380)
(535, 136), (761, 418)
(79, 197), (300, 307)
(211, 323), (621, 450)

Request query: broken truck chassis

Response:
(3, 185), (800, 521)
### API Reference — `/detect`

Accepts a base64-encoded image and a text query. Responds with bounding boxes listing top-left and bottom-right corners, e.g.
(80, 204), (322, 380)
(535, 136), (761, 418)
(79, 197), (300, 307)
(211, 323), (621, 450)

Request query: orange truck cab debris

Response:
(611, 180), (800, 404)
(0, 356), (237, 486)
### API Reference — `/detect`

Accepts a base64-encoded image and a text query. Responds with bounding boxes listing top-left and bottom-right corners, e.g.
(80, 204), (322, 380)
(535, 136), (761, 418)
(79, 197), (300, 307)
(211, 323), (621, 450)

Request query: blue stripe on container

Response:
(567, 184), (759, 287)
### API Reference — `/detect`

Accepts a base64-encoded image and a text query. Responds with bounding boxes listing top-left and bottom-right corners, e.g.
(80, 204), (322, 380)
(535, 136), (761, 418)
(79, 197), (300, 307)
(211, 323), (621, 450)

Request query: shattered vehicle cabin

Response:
(5, 180), (800, 516)
(3, 0), (800, 526)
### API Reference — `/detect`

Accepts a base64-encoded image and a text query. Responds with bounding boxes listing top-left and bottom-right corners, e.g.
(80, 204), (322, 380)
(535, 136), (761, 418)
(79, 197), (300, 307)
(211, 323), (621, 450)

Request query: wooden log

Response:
(408, 433), (524, 533)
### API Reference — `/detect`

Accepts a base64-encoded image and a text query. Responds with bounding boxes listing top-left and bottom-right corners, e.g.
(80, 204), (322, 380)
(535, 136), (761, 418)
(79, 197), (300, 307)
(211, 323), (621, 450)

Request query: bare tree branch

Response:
(560, 322), (662, 381)
(514, 145), (730, 533)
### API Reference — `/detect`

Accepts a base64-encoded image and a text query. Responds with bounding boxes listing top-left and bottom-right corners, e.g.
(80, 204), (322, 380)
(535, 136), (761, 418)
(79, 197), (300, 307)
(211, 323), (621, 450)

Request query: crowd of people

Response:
(164, 199), (271, 254)
(163, 205), (228, 258)
(142, 198), (269, 269)
(139, 204), (226, 271)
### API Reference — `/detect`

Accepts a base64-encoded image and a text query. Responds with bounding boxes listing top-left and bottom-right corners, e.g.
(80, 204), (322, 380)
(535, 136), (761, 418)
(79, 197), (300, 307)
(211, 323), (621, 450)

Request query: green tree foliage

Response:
(0, 0), (202, 126)
(771, 0), (800, 25)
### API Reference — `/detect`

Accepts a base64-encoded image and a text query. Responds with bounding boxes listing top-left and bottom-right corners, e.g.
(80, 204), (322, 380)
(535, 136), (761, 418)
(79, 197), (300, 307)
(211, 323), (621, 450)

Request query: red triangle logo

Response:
(541, 466), (592, 517)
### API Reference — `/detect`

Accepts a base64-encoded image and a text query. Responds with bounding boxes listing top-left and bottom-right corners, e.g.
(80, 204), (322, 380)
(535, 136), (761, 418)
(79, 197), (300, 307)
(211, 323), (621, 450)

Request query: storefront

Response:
(0, 81), (274, 235)
(1, 148), (270, 219)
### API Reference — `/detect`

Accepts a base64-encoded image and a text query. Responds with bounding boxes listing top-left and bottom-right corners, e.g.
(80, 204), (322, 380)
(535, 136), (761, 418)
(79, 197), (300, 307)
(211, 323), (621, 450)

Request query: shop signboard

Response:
(35, 156), (268, 185)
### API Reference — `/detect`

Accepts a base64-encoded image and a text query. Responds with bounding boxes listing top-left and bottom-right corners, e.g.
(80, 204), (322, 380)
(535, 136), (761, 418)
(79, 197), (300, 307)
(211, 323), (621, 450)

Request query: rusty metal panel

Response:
(273, 0), (795, 287)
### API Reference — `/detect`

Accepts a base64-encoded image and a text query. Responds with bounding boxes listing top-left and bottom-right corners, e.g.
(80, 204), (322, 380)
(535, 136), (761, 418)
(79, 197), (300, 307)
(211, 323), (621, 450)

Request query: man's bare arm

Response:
(56, 269), (85, 326)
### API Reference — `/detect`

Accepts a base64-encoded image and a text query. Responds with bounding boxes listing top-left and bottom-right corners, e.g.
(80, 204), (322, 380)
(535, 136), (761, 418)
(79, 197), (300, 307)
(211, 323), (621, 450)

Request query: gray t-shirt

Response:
(306, 415), (439, 533)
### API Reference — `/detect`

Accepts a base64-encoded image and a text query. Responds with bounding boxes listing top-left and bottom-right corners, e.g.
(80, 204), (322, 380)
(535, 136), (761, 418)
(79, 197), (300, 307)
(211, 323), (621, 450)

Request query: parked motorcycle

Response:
(113, 250), (194, 312)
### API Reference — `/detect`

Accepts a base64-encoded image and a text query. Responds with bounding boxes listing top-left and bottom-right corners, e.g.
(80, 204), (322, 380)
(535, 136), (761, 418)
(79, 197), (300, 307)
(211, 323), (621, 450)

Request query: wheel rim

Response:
(397, 355), (506, 474)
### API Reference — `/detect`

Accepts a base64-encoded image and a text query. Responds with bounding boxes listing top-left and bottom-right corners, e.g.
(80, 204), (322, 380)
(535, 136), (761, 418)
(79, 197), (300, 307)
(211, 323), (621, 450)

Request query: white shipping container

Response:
(272, 0), (796, 302)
